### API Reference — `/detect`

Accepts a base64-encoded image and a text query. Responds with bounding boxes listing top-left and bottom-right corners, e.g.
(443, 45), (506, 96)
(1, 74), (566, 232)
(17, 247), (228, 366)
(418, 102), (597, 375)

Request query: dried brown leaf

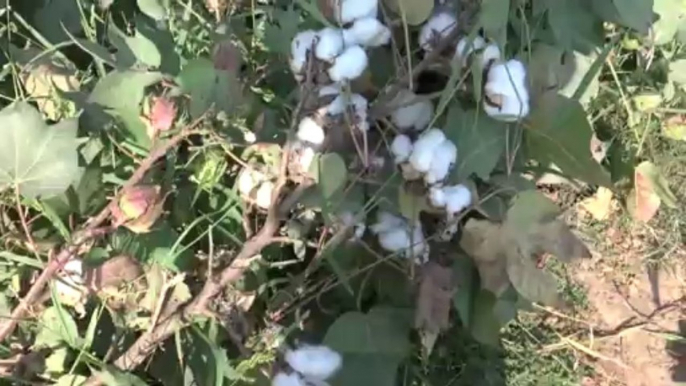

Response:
(580, 187), (614, 220)
(414, 261), (454, 334)
(84, 255), (143, 292)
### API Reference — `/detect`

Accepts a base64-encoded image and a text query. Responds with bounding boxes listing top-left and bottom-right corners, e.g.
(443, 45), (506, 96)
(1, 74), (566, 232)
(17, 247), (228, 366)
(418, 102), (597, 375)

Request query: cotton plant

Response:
(483, 59), (530, 122)
(371, 212), (429, 264)
(272, 345), (343, 386)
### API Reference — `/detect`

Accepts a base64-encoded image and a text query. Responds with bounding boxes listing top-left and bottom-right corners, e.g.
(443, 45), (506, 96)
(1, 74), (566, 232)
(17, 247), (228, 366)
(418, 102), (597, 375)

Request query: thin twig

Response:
(0, 123), (203, 343)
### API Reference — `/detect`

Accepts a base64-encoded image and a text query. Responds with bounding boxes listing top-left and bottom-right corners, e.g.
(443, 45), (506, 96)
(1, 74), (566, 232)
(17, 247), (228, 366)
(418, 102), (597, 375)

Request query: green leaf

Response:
(525, 94), (611, 187)
(480, 0), (510, 45)
(35, 306), (80, 348)
(56, 375), (87, 386)
(444, 104), (507, 182)
(546, 0), (604, 52)
(309, 153), (348, 200)
(669, 59), (686, 87)
(34, 0), (82, 44)
(264, 6), (301, 54)
(397, 185), (428, 222)
(470, 290), (502, 346)
(109, 24), (162, 68)
(88, 70), (163, 112)
(137, 0), (167, 20)
(652, 0), (686, 45)
(76, 157), (106, 216)
(384, 0), (434, 25)
(66, 33), (117, 67)
(136, 14), (180, 74)
(0, 102), (80, 198)
(176, 58), (243, 118)
(612, 0), (655, 33)
(452, 255), (478, 328)
(325, 307), (413, 386)
(96, 365), (148, 386)
(506, 253), (560, 307)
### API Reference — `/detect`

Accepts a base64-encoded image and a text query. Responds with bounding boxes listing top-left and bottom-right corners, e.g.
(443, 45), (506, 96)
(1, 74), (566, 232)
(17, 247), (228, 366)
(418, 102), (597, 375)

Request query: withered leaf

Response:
(415, 261), (454, 334)
(84, 255), (143, 292)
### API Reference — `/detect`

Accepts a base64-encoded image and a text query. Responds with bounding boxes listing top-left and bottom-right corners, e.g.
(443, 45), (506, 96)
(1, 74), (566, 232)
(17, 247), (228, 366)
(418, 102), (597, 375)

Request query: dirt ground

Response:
(568, 208), (686, 386)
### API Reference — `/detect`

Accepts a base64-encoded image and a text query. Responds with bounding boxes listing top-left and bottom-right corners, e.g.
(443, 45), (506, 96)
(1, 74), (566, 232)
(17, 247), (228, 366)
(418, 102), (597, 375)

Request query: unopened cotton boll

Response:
(272, 372), (306, 386)
(454, 36), (486, 65)
(419, 12), (458, 51)
(285, 345), (342, 381)
(334, 0), (378, 24)
(328, 45), (368, 82)
(444, 184), (472, 214)
(409, 128), (446, 172)
(297, 117), (325, 146)
(255, 181), (275, 209)
(484, 59), (530, 122)
(343, 17), (391, 47)
(390, 91), (433, 132)
(424, 140), (457, 184)
(315, 28), (344, 62)
(290, 30), (317, 75)
(391, 134), (413, 164)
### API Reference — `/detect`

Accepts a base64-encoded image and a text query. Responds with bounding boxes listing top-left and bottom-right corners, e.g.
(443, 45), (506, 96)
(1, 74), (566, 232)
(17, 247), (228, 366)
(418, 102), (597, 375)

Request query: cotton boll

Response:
(343, 17), (391, 47)
(328, 45), (369, 82)
(285, 345), (342, 381)
(326, 92), (368, 117)
(297, 117), (325, 146)
(444, 184), (472, 214)
(377, 227), (410, 252)
(238, 168), (267, 196)
(298, 146), (317, 171)
(391, 134), (412, 164)
(390, 92), (433, 132)
(334, 0), (378, 24)
(255, 181), (275, 209)
(429, 186), (447, 208)
(319, 84), (342, 97)
(419, 12), (458, 51)
(272, 372), (306, 386)
(371, 211), (405, 234)
(408, 223), (428, 262)
(409, 128), (446, 172)
(424, 140), (457, 184)
(481, 44), (501, 67)
(290, 30), (317, 75)
(484, 59), (530, 122)
(55, 259), (87, 309)
(315, 28), (344, 62)
(339, 211), (366, 240)
(454, 36), (486, 65)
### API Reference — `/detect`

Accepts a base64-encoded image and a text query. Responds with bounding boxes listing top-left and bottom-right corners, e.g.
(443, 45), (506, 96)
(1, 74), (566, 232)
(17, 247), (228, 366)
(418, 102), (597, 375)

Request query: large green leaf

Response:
(652, 0), (686, 45)
(525, 94), (611, 187)
(309, 152), (348, 200)
(176, 58), (243, 118)
(264, 6), (301, 55)
(88, 70), (163, 112)
(546, 0), (604, 52)
(0, 102), (79, 198)
(108, 24), (162, 68)
(444, 104), (507, 182)
(669, 59), (686, 88)
(480, 0), (510, 45)
(612, 0), (655, 33)
(137, 0), (167, 20)
(35, 306), (80, 348)
(34, 0), (82, 44)
(324, 307), (413, 386)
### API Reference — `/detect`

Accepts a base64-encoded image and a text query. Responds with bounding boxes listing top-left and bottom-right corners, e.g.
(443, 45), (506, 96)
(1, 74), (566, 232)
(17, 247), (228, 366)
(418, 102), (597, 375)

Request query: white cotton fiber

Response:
(409, 128), (446, 172)
(391, 134), (413, 164)
(419, 12), (458, 51)
(328, 45), (369, 82)
(483, 59), (530, 122)
(255, 181), (275, 209)
(343, 17), (391, 47)
(290, 30), (317, 75)
(285, 345), (342, 381)
(454, 36), (486, 65)
(390, 91), (433, 132)
(334, 0), (378, 24)
(481, 44), (502, 67)
(444, 184), (472, 214)
(297, 117), (325, 146)
(272, 372), (306, 386)
(429, 186), (447, 207)
(315, 28), (345, 62)
(424, 140), (457, 184)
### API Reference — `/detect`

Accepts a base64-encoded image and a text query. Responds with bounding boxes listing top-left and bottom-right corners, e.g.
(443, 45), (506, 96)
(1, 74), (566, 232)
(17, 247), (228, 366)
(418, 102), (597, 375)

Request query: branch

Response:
(0, 124), (202, 343)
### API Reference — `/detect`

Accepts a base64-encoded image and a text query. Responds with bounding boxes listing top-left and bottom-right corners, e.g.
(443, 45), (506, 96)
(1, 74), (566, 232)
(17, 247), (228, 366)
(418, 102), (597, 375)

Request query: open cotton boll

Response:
(290, 30), (317, 75)
(371, 211), (405, 234)
(285, 345), (342, 381)
(334, 0), (378, 24)
(272, 372), (306, 386)
(419, 12), (458, 51)
(444, 184), (472, 214)
(238, 168), (267, 196)
(454, 36), (486, 65)
(55, 259), (87, 309)
(424, 140), (457, 184)
(409, 128), (446, 172)
(429, 186), (447, 207)
(390, 92), (433, 132)
(391, 134), (413, 164)
(315, 28), (345, 62)
(298, 146), (317, 172)
(339, 211), (366, 239)
(297, 117), (326, 146)
(343, 17), (391, 47)
(328, 45), (369, 82)
(255, 181), (275, 209)
(484, 59), (530, 122)
(481, 44), (501, 67)
(319, 84), (342, 97)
